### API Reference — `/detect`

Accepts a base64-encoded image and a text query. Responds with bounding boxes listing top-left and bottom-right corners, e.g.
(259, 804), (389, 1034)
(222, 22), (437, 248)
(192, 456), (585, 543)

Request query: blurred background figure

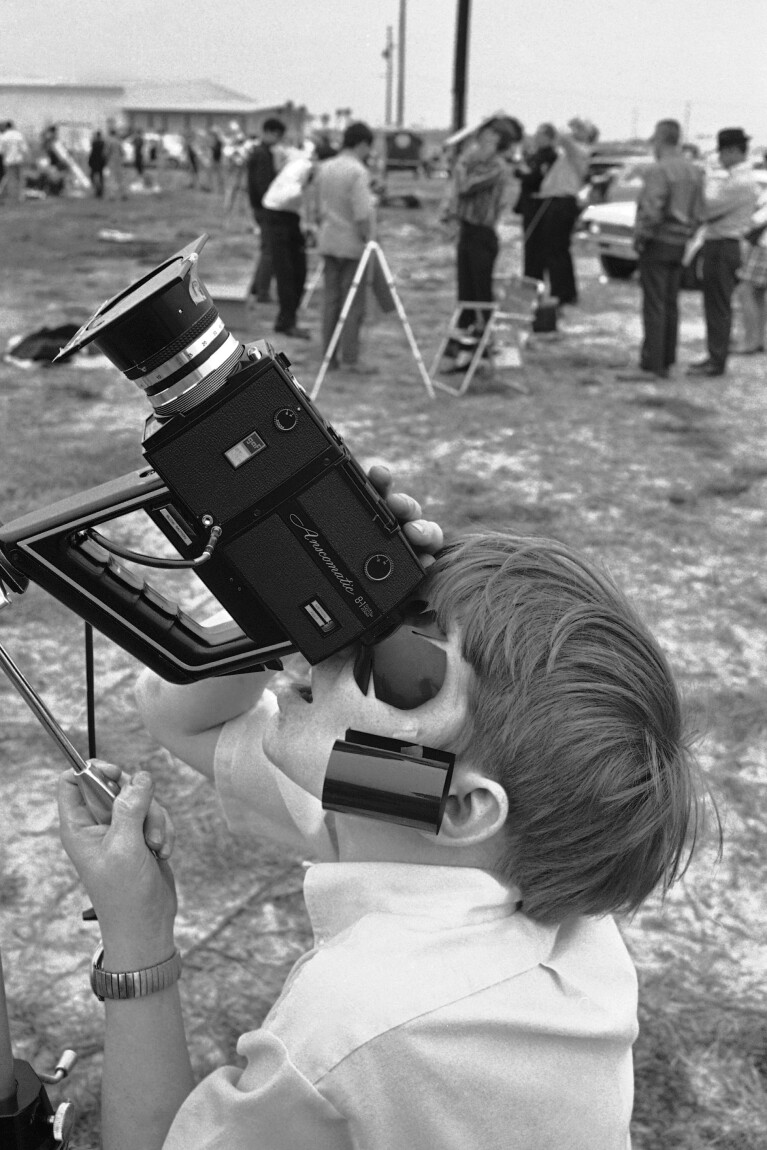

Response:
(208, 126), (225, 194)
(132, 128), (146, 186)
(0, 120), (29, 202)
(106, 125), (127, 200)
(735, 187), (767, 354)
(88, 128), (107, 198)
(619, 118), (705, 382)
(246, 117), (286, 305)
(315, 120), (377, 374)
(441, 116), (523, 368)
(185, 129), (200, 189)
(260, 137), (316, 338)
(533, 117), (596, 307)
(687, 127), (759, 377)
(513, 124), (559, 280)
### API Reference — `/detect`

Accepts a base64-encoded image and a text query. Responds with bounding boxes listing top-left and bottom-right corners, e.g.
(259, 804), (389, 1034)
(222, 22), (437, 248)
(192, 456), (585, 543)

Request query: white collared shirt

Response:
(704, 161), (759, 240)
(162, 695), (637, 1149)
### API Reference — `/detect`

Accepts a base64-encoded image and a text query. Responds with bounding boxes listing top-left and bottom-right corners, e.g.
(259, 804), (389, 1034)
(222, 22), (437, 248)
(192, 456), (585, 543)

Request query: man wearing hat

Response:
(687, 127), (759, 377)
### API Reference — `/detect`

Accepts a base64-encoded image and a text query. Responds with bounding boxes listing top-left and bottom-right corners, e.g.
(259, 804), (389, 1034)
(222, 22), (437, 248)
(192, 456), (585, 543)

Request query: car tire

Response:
(600, 255), (638, 279)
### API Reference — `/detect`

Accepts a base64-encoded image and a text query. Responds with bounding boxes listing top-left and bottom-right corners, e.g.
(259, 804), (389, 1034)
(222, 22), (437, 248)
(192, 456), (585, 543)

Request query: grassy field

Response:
(1, 173), (766, 1148)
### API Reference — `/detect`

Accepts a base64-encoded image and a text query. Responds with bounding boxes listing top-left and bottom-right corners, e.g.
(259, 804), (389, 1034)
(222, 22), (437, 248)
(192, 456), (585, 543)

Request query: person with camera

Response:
(57, 466), (709, 1150)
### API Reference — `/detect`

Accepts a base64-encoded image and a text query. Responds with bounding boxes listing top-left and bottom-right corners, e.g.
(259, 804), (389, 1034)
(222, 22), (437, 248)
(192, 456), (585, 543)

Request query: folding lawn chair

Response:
(431, 275), (548, 397)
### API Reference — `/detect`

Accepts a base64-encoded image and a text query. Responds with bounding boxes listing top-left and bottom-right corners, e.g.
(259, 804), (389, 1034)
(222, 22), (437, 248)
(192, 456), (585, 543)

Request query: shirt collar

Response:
(303, 862), (522, 946)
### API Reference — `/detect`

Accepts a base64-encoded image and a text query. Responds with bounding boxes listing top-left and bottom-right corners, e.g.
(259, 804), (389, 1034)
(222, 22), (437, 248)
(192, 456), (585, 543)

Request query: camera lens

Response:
(55, 235), (244, 420)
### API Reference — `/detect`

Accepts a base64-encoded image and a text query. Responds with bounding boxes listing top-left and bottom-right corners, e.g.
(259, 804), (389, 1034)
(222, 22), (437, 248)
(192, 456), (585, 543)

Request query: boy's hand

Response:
(58, 767), (177, 952)
(367, 464), (444, 568)
(86, 759), (176, 859)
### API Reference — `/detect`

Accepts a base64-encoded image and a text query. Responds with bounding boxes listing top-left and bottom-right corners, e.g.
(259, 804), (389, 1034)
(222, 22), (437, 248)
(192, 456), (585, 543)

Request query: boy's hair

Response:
(425, 533), (712, 923)
(342, 121), (374, 150)
(261, 118), (286, 137)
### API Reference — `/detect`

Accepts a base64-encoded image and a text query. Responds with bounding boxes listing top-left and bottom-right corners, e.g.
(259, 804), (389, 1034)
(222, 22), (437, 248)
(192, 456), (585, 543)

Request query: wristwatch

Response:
(90, 942), (182, 1001)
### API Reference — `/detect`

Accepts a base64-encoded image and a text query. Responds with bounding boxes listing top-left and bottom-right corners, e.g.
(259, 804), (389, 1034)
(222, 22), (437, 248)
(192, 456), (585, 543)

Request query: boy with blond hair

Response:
(59, 472), (706, 1150)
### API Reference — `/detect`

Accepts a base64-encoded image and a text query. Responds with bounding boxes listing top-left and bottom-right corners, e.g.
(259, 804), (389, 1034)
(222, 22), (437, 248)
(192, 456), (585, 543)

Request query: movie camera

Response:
(0, 235), (454, 836)
(0, 235), (428, 679)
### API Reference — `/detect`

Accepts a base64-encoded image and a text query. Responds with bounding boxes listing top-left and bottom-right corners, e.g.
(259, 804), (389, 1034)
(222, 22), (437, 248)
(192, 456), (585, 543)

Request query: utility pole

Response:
(383, 25), (394, 126)
(683, 100), (692, 142)
(452, 0), (471, 132)
(396, 0), (407, 127)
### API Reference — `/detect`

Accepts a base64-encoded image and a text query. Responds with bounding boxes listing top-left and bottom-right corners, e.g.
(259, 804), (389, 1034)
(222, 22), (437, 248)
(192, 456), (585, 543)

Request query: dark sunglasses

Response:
(353, 608), (448, 710)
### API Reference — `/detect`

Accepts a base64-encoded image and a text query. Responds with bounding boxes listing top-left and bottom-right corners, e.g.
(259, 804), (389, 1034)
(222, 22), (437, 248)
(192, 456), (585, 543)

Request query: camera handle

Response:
(0, 469), (294, 684)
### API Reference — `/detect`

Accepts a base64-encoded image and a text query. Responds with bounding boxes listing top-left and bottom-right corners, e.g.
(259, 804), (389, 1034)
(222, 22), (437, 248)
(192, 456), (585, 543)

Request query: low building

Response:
(0, 78), (309, 153)
(120, 80), (308, 140)
(0, 79), (124, 150)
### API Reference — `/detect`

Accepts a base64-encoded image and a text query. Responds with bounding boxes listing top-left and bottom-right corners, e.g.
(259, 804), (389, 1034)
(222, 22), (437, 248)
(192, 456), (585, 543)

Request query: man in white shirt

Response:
(533, 117), (594, 306)
(57, 468), (706, 1150)
(315, 121), (376, 374)
(0, 121), (29, 202)
(687, 127), (759, 377)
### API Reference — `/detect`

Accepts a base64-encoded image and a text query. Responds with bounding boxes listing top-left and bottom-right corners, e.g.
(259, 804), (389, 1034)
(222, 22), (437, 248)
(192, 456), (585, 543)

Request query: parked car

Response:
(577, 158), (767, 287)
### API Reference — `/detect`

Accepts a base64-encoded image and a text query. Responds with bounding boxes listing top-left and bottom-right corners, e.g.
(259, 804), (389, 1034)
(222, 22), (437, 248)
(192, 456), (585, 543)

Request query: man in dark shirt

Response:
(619, 119), (705, 381)
(246, 118), (286, 303)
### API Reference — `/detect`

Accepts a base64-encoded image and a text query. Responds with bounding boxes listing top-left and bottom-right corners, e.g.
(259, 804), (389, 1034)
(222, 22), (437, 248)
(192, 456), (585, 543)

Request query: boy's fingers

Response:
(387, 492), (423, 523)
(403, 519), (443, 553)
(87, 758), (122, 782)
(58, 770), (93, 828)
(366, 464), (392, 497)
(144, 802), (175, 860)
(109, 772), (155, 845)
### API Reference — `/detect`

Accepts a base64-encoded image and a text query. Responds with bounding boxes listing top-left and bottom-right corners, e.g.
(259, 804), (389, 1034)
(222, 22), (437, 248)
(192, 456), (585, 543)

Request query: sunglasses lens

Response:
(366, 612), (447, 710)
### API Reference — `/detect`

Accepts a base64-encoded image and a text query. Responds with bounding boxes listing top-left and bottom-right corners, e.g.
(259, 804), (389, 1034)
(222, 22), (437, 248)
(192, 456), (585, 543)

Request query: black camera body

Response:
(0, 237), (426, 682)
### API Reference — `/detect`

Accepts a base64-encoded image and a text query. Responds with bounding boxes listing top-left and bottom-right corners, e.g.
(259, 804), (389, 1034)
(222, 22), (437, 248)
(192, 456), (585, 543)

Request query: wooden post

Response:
(452, 0), (471, 132)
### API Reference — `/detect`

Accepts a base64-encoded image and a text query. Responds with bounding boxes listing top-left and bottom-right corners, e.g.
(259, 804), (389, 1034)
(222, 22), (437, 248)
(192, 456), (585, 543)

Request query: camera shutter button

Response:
(274, 407), (298, 431)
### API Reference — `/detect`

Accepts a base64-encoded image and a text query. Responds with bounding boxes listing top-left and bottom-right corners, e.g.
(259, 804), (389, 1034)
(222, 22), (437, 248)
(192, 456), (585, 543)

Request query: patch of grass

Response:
(1, 180), (766, 1150)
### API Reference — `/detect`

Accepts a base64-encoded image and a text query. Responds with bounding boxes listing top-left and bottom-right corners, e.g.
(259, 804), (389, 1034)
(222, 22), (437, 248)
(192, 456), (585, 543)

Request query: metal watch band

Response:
(90, 943), (182, 1002)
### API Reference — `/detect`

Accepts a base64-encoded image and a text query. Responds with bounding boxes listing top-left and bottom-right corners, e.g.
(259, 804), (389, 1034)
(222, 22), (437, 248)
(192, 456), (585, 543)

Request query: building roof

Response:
(0, 78), (124, 92)
(120, 79), (261, 113)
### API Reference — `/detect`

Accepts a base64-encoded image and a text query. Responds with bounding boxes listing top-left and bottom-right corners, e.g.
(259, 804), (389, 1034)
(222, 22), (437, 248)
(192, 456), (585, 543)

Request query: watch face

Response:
(354, 608), (448, 710)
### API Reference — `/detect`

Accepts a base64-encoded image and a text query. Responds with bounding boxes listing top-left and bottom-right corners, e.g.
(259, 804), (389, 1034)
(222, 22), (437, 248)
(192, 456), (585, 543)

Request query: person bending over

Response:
(58, 467), (709, 1150)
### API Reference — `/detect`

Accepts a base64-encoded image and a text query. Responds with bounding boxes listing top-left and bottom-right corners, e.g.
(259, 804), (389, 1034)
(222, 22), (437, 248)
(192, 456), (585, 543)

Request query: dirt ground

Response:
(0, 172), (766, 1147)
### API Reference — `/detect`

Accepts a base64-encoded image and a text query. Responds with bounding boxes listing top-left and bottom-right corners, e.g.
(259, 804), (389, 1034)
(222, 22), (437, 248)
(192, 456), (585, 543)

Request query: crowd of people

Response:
(5, 109), (765, 380)
(0, 119), (238, 203)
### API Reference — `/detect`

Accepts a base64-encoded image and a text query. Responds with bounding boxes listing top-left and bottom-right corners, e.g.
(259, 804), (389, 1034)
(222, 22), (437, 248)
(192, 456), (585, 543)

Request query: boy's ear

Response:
(433, 766), (509, 847)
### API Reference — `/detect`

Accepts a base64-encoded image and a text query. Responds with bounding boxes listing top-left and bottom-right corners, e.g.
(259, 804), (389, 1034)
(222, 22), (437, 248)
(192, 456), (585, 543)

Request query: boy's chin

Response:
(262, 719), (330, 800)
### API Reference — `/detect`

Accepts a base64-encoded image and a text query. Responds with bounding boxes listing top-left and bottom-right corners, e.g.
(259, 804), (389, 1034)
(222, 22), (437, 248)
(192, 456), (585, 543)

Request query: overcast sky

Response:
(3, 0), (767, 145)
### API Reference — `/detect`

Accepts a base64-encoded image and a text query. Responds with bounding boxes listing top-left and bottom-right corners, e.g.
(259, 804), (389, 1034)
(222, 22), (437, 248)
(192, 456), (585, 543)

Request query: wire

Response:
(81, 522), (222, 569)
